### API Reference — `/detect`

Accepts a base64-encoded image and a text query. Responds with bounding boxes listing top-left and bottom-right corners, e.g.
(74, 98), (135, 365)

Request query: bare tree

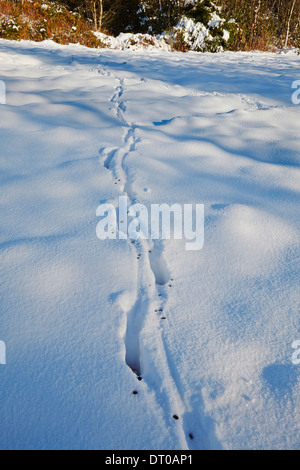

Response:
(284, 0), (297, 48)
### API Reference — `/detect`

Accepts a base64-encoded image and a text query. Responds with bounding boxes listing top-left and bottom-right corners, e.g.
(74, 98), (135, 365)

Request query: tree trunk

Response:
(93, 1), (98, 30)
(249, 0), (262, 47)
(284, 0), (297, 48)
(99, 0), (104, 31)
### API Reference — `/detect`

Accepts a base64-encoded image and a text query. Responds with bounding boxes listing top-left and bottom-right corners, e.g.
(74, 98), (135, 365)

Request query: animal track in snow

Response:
(99, 69), (196, 449)
(100, 148), (118, 170)
(148, 242), (170, 286)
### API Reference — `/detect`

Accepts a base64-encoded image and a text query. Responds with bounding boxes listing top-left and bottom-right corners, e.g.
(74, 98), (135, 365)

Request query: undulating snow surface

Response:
(0, 39), (299, 450)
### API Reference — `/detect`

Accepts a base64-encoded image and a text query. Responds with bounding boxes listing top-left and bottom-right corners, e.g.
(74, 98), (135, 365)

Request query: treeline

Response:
(2, 0), (300, 49)
(57, 0), (299, 49)
(220, 0), (299, 49)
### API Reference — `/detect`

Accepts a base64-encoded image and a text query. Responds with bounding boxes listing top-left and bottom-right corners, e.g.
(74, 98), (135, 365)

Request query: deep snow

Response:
(0, 39), (299, 450)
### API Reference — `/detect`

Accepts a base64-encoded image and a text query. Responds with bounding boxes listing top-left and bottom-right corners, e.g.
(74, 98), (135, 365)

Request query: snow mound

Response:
(94, 31), (170, 51)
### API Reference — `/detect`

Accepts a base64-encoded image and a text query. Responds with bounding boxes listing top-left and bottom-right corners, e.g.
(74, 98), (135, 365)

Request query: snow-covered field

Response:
(0, 39), (299, 450)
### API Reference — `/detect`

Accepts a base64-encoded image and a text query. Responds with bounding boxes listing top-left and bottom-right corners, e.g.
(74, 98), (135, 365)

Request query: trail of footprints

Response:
(99, 67), (195, 447)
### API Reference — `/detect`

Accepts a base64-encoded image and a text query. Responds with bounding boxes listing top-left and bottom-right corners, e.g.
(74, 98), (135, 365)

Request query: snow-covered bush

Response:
(0, 18), (21, 40)
(166, 1), (236, 52)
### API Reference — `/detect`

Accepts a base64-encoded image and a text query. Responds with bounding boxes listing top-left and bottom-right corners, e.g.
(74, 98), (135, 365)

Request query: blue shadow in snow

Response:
(262, 363), (299, 401)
